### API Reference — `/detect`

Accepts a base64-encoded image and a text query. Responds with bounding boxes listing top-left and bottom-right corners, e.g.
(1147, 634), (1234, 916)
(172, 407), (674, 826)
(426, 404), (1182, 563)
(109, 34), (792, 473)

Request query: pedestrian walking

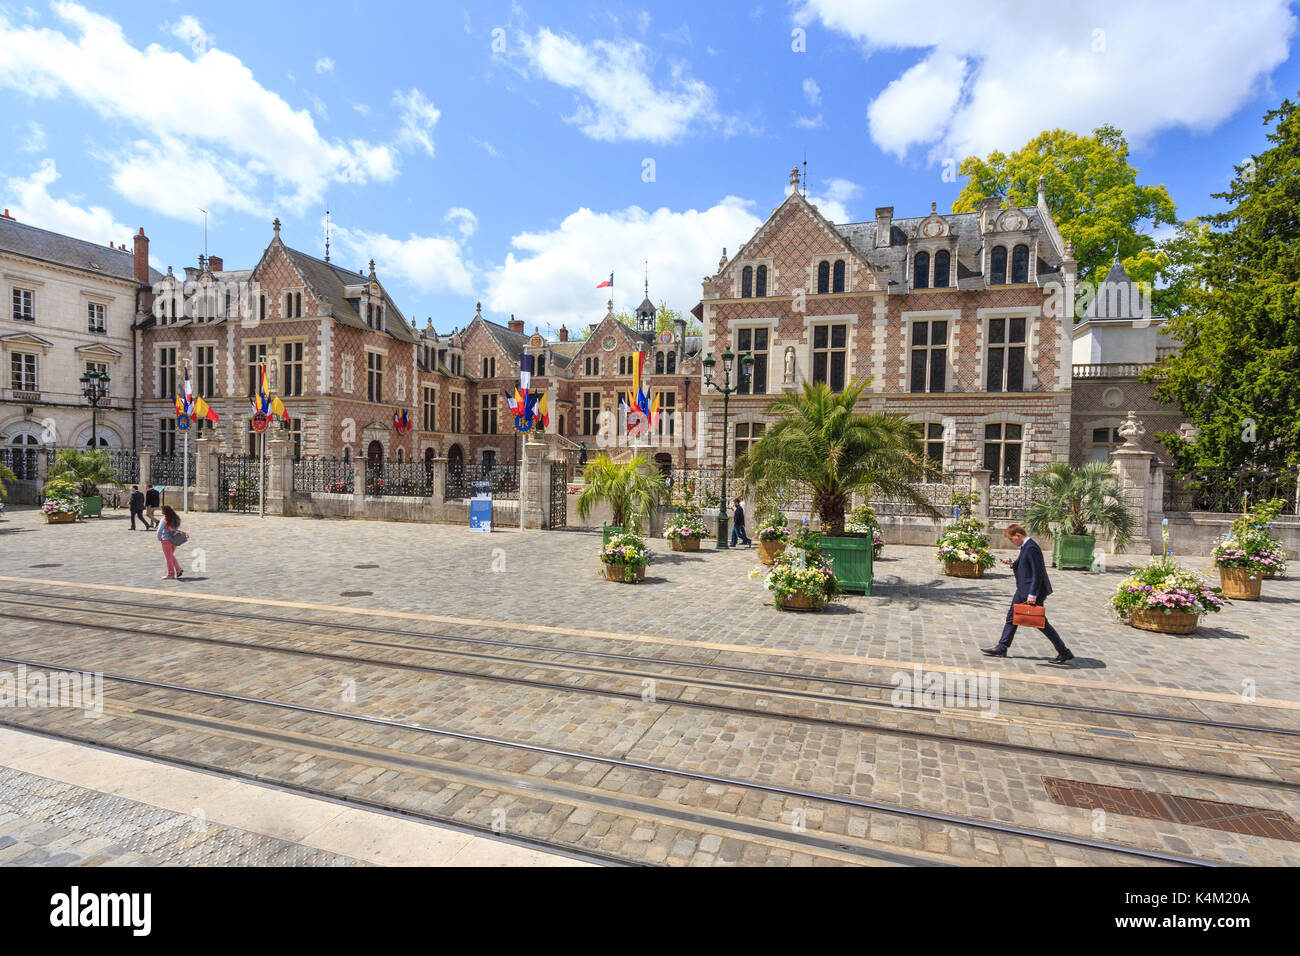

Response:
(982, 524), (1074, 666)
(128, 485), (146, 530)
(144, 486), (160, 529)
(729, 496), (752, 547)
(157, 505), (185, 580)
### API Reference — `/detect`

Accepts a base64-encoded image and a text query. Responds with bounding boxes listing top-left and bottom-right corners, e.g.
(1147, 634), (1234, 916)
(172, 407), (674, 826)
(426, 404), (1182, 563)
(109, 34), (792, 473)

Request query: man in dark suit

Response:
(128, 485), (146, 530)
(982, 524), (1074, 665)
(144, 486), (160, 529)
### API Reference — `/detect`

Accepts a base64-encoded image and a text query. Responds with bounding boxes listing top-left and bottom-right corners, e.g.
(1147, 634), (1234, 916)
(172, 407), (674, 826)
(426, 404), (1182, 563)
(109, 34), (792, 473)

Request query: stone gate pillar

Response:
(194, 437), (216, 511)
(1110, 412), (1155, 555)
(522, 440), (548, 530)
(267, 437), (292, 516)
(969, 469), (992, 524)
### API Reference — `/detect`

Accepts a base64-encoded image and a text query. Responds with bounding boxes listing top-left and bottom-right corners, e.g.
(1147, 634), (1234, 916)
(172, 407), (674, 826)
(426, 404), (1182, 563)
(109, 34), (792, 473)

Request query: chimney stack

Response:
(0, 209), (14, 221)
(558, 324), (569, 342)
(133, 227), (150, 284)
(874, 207), (893, 248)
(209, 255), (223, 272)
(508, 314), (525, 333)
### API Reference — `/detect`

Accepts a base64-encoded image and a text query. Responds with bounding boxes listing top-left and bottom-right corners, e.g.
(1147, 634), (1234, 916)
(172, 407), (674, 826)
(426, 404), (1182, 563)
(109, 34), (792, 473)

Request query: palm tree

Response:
(734, 378), (938, 535)
(1024, 461), (1134, 552)
(575, 453), (666, 534)
(44, 448), (117, 498)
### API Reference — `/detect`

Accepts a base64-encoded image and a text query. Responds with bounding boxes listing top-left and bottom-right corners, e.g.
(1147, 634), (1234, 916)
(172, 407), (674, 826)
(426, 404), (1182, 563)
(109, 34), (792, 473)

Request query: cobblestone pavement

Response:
(0, 505), (1298, 865)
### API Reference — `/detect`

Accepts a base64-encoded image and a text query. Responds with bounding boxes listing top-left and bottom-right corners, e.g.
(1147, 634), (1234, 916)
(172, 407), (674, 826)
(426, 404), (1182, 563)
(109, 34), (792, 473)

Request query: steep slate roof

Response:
(479, 317), (530, 359)
(283, 246), (418, 343)
(0, 216), (164, 284)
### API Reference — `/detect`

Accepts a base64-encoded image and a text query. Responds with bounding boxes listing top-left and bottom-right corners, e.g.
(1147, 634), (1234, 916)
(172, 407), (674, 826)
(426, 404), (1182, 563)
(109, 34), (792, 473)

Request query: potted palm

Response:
(576, 453), (667, 544)
(936, 492), (996, 577)
(756, 511), (790, 565)
(1024, 462), (1134, 570)
(665, 506), (708, 551)
(45, 449), (117, 519)
(734, 379), (936, 594)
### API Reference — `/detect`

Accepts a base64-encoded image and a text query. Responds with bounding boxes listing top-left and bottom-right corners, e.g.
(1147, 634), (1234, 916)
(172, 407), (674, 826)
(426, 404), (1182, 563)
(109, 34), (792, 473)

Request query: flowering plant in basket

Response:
(599, 532), (654, 582)
(844, 503), (885, 558)
(750, 527), (841, 610)
(665, 508), (708, 541)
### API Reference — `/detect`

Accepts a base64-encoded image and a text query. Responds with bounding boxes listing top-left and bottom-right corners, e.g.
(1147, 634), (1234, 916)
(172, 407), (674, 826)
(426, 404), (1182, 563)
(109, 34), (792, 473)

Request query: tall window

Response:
(158, 417), (177, 456)
(817, 260), (830, 294)
(755, 265), (768, 297)
(933, 250), (951, 288)
(536, 354), (546, 376)
(480, 393), (498, 434)
(8, 434), (39, 480)
(282, 341), (303, 397)
(258, 294), (266, 322)
(989, 246), (1007, 285)
(159, 347), (177, 398)
(983, 423), (1023, 485)
(482, 356), (496, 379)
(195, 346), (215, 398)
(367, 352), (384, 402)
(657, 392), (676, 439)
(985, 317), (1027, 392)
(923, 423), (945, 469)
(285, 417), (303, 460)
(666, 351), (676, 373)
(10, 352), (37, 391)
(619, 355), (632, 375)
(909, 320), (948, 393)
(734, 422), (765, 460)
(450, 392), (462, 433)
(85, 360), (108, 380)
(811, 324), (847, 393)
(12, 288), (34, 321)
(582, 391), (601, 435)
(1011, 244), (1030, 284)
(584, 356), (599, 376)
(246, 343), (267, 396)
(913, 251), (930, 289)
(741, 266), (753, 298)
(87, 303), (106, 333)
(423, 386), (437, 431)
(1090, 426), (1123, 462)
(284, 292), (303, 318)
(832, 260), (845, 293)
(655, 351), (665, 374)
(736, 327), (769, 394)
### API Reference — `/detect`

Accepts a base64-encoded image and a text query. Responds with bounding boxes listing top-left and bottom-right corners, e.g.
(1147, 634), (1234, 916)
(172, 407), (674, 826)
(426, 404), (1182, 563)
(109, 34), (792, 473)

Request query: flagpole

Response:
(520, 430), (527, 532)
(259, 428), (265, 518)
(183, 427), (189, 513)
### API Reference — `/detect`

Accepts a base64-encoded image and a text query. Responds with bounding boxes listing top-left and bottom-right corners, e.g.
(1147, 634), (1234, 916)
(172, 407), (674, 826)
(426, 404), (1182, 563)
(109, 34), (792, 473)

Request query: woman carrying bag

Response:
(157, 505), (188, 580)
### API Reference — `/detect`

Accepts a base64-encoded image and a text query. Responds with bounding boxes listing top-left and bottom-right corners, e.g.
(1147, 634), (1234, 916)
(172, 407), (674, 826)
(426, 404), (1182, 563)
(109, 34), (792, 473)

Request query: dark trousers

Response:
(130, 508), (146, 530)
(996, 597), (1069, 655)
(730, 522), (750, 546)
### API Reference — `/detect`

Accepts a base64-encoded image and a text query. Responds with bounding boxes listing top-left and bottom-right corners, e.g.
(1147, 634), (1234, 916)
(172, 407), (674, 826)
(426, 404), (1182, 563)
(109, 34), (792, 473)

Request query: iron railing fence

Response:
(293, 456), (355, 494)
(867, 473), (972, 518)
(150, 453), (196, 487)
(444, 463), (520, 500)
(0, 446), (40, 482)
(365, 458), (434, 498)
(987, 481), (1047, 522)
(1162, 468), (1299, 515)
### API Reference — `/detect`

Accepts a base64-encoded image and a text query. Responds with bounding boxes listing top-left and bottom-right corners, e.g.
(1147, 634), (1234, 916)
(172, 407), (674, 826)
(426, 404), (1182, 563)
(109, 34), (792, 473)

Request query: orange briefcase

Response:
(1012, 603), (1046, 628)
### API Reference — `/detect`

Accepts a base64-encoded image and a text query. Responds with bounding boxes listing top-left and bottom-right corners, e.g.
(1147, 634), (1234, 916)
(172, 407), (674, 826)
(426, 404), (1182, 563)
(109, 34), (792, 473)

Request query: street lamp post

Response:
(80, 369), (111, 448)
(701, 347), (754, 549)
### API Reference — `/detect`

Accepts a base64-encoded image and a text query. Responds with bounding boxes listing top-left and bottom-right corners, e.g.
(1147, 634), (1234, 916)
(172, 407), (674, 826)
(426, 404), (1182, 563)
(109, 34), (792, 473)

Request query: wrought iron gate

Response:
(216, 454), (266, 513)
(548, 461), (567, 529)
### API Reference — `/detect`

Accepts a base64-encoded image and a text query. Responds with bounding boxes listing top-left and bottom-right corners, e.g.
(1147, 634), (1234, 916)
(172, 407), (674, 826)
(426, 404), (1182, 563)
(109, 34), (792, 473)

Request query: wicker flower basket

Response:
(1128, 608), (1200, 635)
(604, 563), (646, 582)
(670, 537), (700, 552)
(45, 512), (78, 525)
(758, 539), (786, 566)
(779, 590), (821, 611)
(944, 560), (984, 579)
(1218, 566), (1262, 601)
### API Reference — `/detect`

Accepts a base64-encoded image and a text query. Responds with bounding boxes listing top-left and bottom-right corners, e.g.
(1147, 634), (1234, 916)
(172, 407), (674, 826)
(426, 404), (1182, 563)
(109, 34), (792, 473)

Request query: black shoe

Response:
(980, 647), (1007, 658)
(1047, 651), (1075, 666)
(176, 569), (184, 579)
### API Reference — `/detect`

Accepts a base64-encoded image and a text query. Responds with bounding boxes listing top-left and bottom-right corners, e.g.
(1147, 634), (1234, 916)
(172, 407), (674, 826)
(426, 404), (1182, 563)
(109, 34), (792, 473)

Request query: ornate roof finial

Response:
(789, 165), (800, 188)
(475, 301), (482, 315)
(931, 201), (937, 214)
(1113, 243), (1121, 264)
(368, 258), (376, 280)
(272, 217), (281, 236)
(718, 248), (727, 272)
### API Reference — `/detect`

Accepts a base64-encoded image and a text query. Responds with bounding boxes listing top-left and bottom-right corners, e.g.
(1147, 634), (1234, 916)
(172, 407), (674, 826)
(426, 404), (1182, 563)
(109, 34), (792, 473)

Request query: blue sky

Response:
(2, 1), (1298, 334)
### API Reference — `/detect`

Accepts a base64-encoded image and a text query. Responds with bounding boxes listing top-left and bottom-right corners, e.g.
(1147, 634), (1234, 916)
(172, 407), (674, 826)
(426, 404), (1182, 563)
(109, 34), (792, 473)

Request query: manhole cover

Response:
(340, 590), (373, 598)
(1042, 776), (1300, 842)
(353, 564), (379, 569)
(30, 563), (62, 568)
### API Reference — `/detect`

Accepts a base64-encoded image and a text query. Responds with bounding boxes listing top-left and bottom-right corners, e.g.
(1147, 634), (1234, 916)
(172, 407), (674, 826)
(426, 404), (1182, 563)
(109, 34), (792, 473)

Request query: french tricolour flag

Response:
(596, 272), (613, 289)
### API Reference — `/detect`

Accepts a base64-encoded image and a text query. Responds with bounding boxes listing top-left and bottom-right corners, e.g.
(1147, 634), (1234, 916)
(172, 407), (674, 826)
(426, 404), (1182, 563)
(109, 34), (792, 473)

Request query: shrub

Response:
(750, 527), (842, 610)
(935, 492), (995, 569)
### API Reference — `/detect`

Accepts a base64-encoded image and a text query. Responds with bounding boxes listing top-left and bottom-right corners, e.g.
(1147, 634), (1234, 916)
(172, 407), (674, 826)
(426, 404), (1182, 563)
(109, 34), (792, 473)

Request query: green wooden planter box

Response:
(602, 524), (625, 545)
(821, 535), (874, 594)
(81, 495), (102, 518)
(1052, 533), (1096, 570)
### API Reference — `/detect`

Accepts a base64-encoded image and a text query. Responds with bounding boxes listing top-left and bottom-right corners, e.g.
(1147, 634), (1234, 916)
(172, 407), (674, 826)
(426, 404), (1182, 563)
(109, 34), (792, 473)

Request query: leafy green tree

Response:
(1152, 98), (1300, 472)
(734, 379), (938, 535)
(0, 459), (16, 501)
(654, 301), (701, 335)
(953, 125), (1177, 288)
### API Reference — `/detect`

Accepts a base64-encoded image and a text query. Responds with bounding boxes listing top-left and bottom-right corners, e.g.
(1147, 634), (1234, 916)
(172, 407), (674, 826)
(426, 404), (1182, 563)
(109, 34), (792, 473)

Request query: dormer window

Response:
(990, 246), (1008, 285)
(741, 266), (753, 298)
(913, 251), (930, 290)
(755, 265), (768, 297)
(934, 250), (951, 288)
(1011, 244), (1030, 284)
(536, 353), (546, 376)
(832, 260), (845, 293)
(817, 261), (829, 294)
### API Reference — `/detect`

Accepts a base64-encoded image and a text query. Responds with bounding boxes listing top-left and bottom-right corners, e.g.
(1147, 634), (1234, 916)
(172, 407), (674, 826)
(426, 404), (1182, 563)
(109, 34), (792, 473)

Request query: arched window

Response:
(755, 265), (767, 297)
(741, 266), (753, 298)
(284, 293), (293, 317)
(816, 261), (830, 294)
(832, 260), (845, 293)
(990, 246), (1008, 285)
(655, 351), (665, 374)
(666, 351), (676, 373)
(913, 251), (930, 290)
(933, 250), (951, 288)
(1011, 244), (1030, 284)
(295, 292), (303, 317)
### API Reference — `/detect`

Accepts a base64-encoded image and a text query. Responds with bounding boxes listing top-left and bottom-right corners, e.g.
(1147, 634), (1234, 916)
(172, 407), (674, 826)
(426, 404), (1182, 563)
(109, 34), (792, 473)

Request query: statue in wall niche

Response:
(396, 368), (407, 402)
(1117, 410), (1145, 448)
(783, 346), (796, 384)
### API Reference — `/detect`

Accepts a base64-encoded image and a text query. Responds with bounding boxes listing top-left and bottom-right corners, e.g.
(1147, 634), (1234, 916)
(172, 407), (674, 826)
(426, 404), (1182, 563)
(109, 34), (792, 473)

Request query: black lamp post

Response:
(80, 368), (110, 448)
(702, 347), (754, 548)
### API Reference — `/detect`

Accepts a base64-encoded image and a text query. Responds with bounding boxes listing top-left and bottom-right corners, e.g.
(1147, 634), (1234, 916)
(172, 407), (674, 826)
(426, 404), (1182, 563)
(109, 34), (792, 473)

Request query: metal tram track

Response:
(2, 585), (1296, 739)
(0, 654), (1218, 867)
(0, 594), (1298, 794)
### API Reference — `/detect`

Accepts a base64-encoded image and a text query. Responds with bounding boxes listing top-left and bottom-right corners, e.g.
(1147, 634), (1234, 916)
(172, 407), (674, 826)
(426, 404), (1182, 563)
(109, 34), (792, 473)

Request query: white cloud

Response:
(21, 119), (46, 151)
(353, 103), (370, 116)
(333, 221), (474, 296)
(105, 139), (265, 221)
(444, 207), (478, 240)
(792, 177), (860, 223)
(314, 56), (334, 74)
(519, 27), (724, 143)
(795, 113), (822, 129)
(802, 77), (821, 106)
(798, 0), (1298, 159)
(0, 4), (402, 219)
(4, 158), (138, 247)
(392, 87), (440, 157)
(168, 15), (210, 55)
(472, 136), (502, 158)
(485, 197), (761, 330)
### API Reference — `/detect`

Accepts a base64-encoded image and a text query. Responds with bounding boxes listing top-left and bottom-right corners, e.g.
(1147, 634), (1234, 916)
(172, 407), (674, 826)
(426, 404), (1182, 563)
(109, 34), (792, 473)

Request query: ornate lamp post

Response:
(701, 347), (754, 548)
(79, 368), (110, 448)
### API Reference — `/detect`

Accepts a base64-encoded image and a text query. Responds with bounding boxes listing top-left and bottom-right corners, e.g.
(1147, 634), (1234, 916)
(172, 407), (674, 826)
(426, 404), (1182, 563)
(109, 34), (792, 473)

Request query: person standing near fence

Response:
(157, 505), (184, 580)
(144, 485), (160, 529)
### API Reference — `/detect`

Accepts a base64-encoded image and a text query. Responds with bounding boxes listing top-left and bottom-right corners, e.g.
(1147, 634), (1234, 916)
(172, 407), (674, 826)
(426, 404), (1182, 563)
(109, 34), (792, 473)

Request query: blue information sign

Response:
(469, 494), (492, 532)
